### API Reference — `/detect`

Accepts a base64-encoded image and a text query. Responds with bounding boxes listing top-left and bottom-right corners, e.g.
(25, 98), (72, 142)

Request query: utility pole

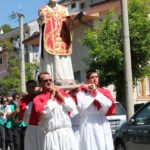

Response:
(121, 0), (134, 119)
(19, 14), (26, 93)
(10, 12), (26, 93)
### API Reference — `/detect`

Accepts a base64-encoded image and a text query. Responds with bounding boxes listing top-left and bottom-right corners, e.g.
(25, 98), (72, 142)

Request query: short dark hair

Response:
(26, 80), (37, 86)
(0, 96), (8, 104)
(12, 93), (20, 100)
(38, 72), (50, 83)
(86, 69), (98, 79)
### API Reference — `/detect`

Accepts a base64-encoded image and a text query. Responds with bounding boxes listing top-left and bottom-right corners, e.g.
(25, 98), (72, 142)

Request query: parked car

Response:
(114, 101), (150, 150)
(107, 101), (127, 135)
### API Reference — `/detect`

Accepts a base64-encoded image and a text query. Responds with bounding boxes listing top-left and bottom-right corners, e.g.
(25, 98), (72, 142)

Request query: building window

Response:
(137, 77), (150, 98)
(32, 45), (39, 52)
(91, 0), (106, 5)
(71, 3), (76, 9)
(80, 2), (85, 9)
(0, 58), (2, 64)
(74, 71), (81, 83)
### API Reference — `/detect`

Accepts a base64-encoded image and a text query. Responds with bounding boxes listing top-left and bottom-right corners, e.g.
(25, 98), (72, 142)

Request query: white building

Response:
(0, 20), (39, 64)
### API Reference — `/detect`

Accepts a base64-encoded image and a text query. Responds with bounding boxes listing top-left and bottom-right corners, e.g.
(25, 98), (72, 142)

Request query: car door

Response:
(126, 102), (150, 150)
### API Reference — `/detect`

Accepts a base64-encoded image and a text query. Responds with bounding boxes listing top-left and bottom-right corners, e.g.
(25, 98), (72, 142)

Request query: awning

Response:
(23, 32), (39, 45)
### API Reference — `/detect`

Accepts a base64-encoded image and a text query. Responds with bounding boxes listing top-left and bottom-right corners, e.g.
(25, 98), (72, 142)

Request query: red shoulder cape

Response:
(29, 90), (69, 126)
(98, 88), (116, 115)
(19, 94), (35, 120)
(77, 86), (116, 115)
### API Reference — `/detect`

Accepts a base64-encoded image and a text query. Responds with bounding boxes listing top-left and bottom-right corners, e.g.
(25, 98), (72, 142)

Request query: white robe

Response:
(25, 125), (45, 150)
(38, 97), (78, 150)
(71, 114), (80, 150)
(76, 90), (114, 150)
(40, 49), (74, 81)
(23, 102), (32, 125)
(24, 101), (45, 150)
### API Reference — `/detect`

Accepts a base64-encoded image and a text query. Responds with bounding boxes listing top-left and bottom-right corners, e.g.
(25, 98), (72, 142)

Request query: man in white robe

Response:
(76, 70), (115, 150)
(25, 72), (78, 150)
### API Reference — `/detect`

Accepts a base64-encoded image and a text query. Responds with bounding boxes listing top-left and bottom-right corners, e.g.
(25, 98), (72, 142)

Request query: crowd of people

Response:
(0, 70), (116, 150)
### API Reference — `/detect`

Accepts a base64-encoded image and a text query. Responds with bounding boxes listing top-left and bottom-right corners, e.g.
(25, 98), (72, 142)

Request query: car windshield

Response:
(114, 103), (126, 115)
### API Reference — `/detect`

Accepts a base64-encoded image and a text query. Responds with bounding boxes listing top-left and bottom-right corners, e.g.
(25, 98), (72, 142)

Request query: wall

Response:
(0, 52), (8, 77)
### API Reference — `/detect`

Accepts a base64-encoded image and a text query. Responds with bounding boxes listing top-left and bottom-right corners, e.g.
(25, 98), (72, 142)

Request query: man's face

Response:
(39, 74), (52, 91)
(26, 82), (36, 95)
(87, 72), (99, 86)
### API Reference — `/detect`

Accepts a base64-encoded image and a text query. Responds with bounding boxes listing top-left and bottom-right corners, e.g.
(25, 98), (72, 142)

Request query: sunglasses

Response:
(42, 79), (52, 83)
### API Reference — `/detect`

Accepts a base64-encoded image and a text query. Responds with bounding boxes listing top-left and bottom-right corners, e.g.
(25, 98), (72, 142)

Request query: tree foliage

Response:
(80, 0), (150, 104)
(2, 24), (12, 33)
(0, 24), (38, 95)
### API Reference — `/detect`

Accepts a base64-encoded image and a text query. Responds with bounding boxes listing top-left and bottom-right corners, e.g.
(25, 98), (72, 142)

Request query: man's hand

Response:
(87, 84), (97, 93)
(50, 86), (64, 103)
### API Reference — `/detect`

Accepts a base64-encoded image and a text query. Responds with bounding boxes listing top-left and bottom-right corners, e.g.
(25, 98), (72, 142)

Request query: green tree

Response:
(0, 54), (21, 95)
(25, 62), (39, 81)
(2, 24), (12, 33)
(0, 24), (38, 95)
(80, 0), (150, 106)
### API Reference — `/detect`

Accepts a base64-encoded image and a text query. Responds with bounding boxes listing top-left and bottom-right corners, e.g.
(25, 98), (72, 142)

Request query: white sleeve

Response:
(5, 105), (12, 113)
(41, 99), (57, 118)
(95, 92), (112, 115)
(76, 91), (95, 111)
(63, 97), (78, 117)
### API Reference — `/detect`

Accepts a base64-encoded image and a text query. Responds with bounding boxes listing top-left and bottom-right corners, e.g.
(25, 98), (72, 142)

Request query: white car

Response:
(106, 102), (127, 135)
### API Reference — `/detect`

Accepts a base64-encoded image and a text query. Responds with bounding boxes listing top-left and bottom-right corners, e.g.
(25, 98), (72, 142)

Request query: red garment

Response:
(77, 85), (116, 115)
(19, 95), (35, 120)
(29, 90), (69, 126)
(77, 85), (101, 110)
(98, 88), (116, 115)
(40, 4), (71, 55)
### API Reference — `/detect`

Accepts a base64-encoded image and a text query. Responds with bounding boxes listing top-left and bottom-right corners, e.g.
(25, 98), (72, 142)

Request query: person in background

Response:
(25, 72), (78, 150)
(6, 93), (26, 150)
(76, 70), (115, 150)
(19, 80), (37, 125)
(0, 96), (8, 150)
(68, 89), (80, 150)
(5, 96), (15, 150)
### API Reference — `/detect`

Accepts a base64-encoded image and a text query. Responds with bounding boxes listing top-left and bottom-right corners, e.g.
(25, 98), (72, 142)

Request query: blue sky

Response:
(0, 0), (49, 28)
